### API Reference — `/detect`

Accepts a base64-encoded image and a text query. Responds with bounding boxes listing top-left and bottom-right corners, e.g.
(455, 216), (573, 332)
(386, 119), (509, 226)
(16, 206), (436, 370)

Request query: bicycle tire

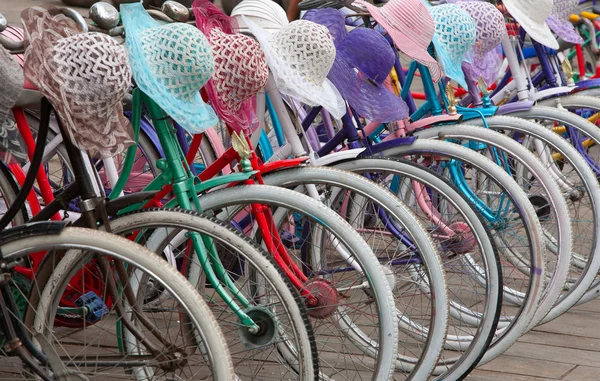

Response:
(465, 114), (600, 323)
(262, 162), (501, 380)
(375, 139), (546, 367)
(5, 227), (235, 380)
(196, 185), (399, 380)
(105, 208), (319, 380)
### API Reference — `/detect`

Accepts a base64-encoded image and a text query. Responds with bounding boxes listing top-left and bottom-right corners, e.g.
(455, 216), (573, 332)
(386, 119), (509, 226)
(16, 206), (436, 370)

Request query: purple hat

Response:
(547, 0), (584, 44)
(303, 9), (408, 123)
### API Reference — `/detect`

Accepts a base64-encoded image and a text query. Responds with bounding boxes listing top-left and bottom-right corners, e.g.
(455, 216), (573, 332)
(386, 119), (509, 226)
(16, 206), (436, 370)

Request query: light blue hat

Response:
(427, 4), (476, 89)
(120, 2), (218, 134)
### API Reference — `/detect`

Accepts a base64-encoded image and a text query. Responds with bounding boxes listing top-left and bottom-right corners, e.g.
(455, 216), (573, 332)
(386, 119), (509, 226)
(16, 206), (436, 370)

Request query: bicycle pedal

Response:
(75, 291), (109, 323)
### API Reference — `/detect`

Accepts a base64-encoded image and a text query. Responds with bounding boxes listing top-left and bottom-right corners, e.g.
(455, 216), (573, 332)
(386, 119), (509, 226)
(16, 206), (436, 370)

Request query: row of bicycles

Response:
(0, 0), (599, 379)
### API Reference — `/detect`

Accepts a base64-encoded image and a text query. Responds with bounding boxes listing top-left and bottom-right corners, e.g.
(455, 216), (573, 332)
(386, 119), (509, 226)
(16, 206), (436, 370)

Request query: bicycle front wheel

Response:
(10, 226), (234, 380)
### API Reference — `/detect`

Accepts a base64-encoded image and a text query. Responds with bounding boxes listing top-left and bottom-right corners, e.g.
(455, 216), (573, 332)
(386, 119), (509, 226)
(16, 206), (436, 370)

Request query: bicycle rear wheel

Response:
(106, 208), (319, 380)
(377, 139), (546, 368)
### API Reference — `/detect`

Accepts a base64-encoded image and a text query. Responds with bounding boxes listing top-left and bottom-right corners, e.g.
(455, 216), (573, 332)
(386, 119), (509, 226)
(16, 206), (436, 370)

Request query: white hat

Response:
(232, 0), (288, 33)
(244, 17), (346, 118)
(503, 0), (559, 49)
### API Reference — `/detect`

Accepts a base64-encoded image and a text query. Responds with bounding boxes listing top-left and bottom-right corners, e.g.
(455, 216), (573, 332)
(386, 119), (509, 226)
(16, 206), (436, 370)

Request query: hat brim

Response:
(502, 0), (559, 49)
(328, 55), (408, 122)
(432, 37), (469, 89)
(360, 1), (443, 83)
(546, 15), (584, 45)
(121, 3), (218, 134)
(243, 16), (346, 119)
(59, 101), (135, 158)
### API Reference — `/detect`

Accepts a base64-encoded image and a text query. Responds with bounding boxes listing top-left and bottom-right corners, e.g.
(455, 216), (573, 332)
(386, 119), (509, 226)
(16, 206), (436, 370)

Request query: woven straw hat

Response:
(502, 0), (559, 49)
(22, 6), (134, 158)
(232, 0), (288, 33)
(0, 47), (22, 126)
(428, 4), (477, 89)
(304, 8), (408, 123)
(244, 17), (346, 118)
(121, 2), (218, 134)
(355, 0), (442, 83)
(547, 0), (584, 44)
(0, 47), (27, 164)
(454, 1), (506, 58)
(453, 1), (506, 86)
(193, 0), (269, 132)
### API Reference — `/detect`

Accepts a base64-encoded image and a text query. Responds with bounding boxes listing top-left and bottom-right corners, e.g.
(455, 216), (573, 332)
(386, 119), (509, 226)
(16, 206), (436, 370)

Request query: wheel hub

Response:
(304, 278), (339, 319)
(529, 195), (551, 219)
(238, 307), (279, 348)
(442, 222), (476, 255)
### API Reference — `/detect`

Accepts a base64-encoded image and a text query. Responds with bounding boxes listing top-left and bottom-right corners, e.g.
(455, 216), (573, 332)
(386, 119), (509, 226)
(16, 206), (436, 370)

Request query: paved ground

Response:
(469, 299), (600, 380)
(3, 0), (600, 380)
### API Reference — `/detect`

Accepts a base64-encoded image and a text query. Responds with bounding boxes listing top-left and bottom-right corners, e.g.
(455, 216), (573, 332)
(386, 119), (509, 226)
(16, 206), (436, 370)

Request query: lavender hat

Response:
(547, 0), (584, 44)
(304, 9), (408, 123)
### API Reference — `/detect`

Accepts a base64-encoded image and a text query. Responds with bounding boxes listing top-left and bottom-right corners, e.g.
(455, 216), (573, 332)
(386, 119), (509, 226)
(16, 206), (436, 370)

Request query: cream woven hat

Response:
(0, 47), (27, 165)
(232, 0), (288, 33)
(244, 17), (346, 119)
(502, 0), (559, 49)
(22, 6), (134, 158)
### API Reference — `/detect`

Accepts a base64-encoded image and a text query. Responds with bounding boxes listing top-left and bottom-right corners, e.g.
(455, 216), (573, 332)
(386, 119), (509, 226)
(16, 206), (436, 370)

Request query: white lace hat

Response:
(243, 17), (346, 118)
(232, 0), (288, 33)
(502, 0), (559, 49)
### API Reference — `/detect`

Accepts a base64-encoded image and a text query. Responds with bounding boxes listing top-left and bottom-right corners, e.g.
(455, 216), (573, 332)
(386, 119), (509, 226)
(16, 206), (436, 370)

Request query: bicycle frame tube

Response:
(137, 91), (259, 330)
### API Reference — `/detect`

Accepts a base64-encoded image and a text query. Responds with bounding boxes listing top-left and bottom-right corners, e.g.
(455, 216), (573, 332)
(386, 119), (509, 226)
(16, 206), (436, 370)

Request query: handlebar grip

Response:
(580, 11), (600, 21)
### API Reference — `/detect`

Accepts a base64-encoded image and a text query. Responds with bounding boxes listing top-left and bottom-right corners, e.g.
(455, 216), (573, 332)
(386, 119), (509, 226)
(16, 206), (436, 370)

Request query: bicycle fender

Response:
(311, 149), (366, 166)
(106, 191), (157, 216)
(0, 221), (67, 250)
(194, 171), (258, 194)
(259, 158), (308, 175)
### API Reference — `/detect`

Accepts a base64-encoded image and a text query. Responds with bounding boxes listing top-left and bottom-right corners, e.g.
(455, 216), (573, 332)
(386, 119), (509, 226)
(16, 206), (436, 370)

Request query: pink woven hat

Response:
(193, 0), (269, 133)
(22, 6), (134, 158)
(355, 0), (442, 83)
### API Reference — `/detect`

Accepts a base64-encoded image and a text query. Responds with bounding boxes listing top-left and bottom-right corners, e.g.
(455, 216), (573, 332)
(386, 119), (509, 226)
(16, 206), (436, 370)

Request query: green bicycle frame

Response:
(109, 88), (259, 331)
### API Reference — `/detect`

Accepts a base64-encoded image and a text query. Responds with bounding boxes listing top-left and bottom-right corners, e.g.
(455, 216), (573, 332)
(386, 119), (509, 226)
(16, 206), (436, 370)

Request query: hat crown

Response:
(505, 0), (554, 25)
(338, 28), (394, 85)
(376, 0), (435, 49)
(51, 33), (131, 109)
(303, 8), (348, 47)
(430, 4), (476, 61)
(270, 20), (335, 86)
(140, 23), (214, 101)
(551, 0), (579, 20)
(210, 28), (268, 107)
(456, 1), (506, 57)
